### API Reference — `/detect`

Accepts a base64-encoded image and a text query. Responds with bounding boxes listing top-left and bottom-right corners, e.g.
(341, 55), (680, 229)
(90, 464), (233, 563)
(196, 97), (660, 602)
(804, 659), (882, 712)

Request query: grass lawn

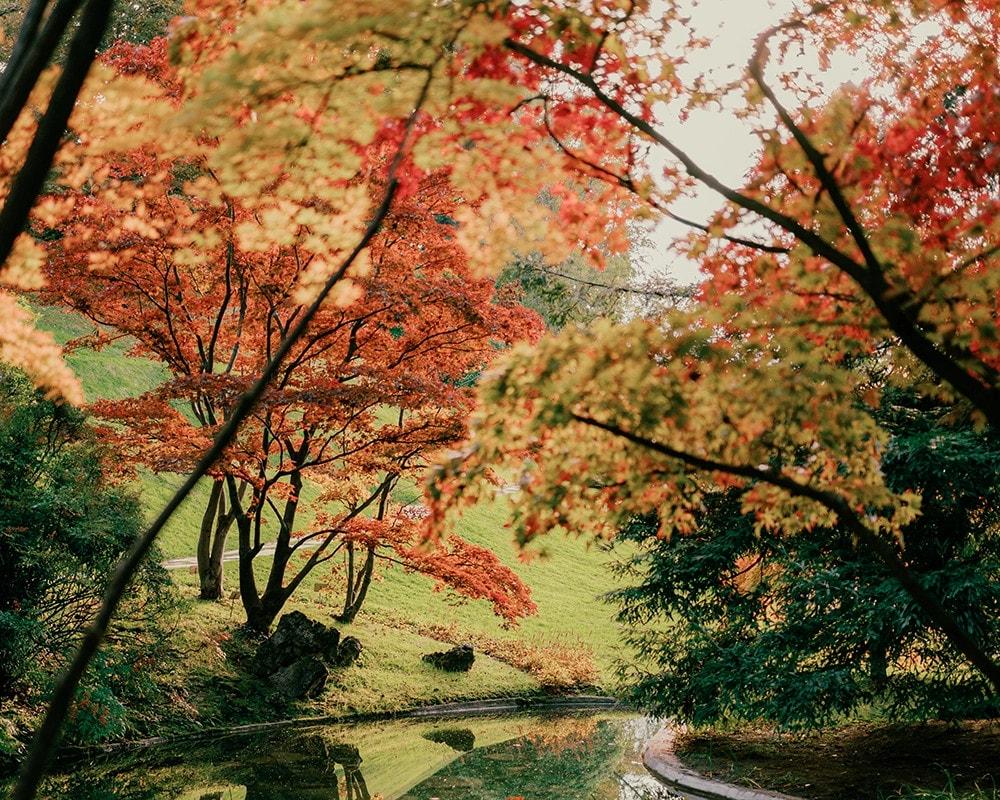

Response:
(33, 302), (628, 727)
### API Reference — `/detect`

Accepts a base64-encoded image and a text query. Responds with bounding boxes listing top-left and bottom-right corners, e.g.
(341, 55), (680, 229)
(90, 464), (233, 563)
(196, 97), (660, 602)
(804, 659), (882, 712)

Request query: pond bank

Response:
(34, 694), (621, 769)
(643, 725), (803, 800)
(668, 721), (1000, 800)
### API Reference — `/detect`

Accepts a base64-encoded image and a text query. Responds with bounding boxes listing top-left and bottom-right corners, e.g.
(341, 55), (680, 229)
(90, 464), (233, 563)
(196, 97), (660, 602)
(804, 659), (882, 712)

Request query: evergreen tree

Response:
(610, 391), (1000, 727)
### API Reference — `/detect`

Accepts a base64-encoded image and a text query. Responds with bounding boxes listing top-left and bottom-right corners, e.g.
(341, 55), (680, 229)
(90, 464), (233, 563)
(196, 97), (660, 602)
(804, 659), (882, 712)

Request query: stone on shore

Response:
(422, 643), (474, 672)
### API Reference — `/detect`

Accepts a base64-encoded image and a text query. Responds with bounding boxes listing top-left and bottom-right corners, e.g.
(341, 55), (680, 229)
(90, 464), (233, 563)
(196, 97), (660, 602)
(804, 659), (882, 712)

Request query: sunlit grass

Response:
(39, 303), (628, 717)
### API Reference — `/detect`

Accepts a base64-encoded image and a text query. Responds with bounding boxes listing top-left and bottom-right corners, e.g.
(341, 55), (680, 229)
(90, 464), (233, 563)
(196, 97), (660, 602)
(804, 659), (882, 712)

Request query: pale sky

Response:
(640, 0), (870, 284)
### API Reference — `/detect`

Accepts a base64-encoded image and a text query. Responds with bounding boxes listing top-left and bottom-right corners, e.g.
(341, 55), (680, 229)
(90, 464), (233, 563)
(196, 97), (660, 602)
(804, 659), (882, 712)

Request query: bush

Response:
(610, 393), (1000, 728)
(0, 367), (176, 742)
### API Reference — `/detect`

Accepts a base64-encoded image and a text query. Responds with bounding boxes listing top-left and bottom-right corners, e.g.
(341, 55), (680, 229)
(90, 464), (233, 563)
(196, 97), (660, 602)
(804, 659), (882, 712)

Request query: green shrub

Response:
(0, 366), (176, 742)
(611, 392), (1000, 728)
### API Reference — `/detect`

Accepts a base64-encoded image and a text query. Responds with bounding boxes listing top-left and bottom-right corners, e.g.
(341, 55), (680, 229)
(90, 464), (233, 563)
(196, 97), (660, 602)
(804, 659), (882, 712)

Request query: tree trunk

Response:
(197, 477), (241, 600)
(229, 475), (268, 633)
(242, 592), (286, 636)
(238, 470), (301, 635)
(199, 556), (225, 601)
(337, 477), (393, 623)
(337, 543), (375, 624)
(196, 479), (224, 600)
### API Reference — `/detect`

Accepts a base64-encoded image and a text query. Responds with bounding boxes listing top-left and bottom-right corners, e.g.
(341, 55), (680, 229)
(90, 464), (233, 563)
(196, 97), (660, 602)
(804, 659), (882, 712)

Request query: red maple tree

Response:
(39, 40), (542, 632)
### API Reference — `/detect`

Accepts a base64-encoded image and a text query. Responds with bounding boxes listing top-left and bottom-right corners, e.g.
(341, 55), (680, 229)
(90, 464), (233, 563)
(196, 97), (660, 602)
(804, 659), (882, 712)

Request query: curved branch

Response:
(749, 16), (880, 273)
(536, 95), (789, 255)
(570, 411), (1000, 694)
(505, 37), (1000, 427)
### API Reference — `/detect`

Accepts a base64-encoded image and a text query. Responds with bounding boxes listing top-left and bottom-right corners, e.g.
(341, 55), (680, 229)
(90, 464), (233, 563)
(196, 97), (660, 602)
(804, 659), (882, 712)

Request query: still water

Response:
(31, 712), (677, 800)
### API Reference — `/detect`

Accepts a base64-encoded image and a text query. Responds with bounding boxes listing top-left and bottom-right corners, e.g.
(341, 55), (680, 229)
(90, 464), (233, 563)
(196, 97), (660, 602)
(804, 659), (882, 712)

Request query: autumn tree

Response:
(427, 0), (1000, 701)
(36, 38), (544, 632)
(214, 165), (543, 633)
(612, 388), (1000, 727)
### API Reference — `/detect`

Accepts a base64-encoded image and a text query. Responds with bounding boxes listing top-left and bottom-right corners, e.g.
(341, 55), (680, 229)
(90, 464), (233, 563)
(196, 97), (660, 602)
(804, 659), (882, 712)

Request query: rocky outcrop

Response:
(250, 611), (362, 701)
(331, 635), (362, 668)
(252, 611), (341, 676)
(269, 656), (328, 701)
(422, 643), (474, 672)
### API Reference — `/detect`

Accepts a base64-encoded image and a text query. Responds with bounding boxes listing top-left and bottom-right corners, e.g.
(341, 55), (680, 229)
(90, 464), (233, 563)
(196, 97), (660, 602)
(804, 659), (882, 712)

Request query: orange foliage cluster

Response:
(35, 37), (551, 627)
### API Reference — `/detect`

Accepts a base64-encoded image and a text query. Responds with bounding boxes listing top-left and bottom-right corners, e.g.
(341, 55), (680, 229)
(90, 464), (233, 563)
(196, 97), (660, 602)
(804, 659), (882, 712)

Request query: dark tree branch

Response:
(0, 0), (111, 271)
(570, 411), (1000, 694)
(11, 60), (437, 800)
(534, 95), (789, 255)
(749, 18), (880, 272)
(521, 262), (692, 302)
(503, 39), (865, 278)
(0, 0), (79, 141)
(504, 37), (1000, 427)
(0, 0), (51, 97)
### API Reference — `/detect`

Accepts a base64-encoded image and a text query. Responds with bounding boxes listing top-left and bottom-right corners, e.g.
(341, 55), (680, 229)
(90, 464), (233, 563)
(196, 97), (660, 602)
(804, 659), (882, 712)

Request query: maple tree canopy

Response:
(36, 38), (544, 628)
(422, 0), (1000, 691)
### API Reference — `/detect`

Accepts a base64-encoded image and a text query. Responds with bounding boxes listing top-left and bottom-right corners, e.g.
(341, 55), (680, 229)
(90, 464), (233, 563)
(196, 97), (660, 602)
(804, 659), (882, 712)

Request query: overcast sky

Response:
(640, 0), (869, 283)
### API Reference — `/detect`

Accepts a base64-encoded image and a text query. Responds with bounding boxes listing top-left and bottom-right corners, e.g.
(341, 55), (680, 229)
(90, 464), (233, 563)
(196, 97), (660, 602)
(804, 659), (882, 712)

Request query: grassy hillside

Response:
(34, 304), (342, 558)
(33, 304), (219, 557)
(32, 302), (628, 725)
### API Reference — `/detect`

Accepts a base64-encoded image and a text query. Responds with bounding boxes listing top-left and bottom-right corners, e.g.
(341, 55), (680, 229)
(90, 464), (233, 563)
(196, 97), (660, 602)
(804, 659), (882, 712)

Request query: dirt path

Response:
(161, 484), (521, 570)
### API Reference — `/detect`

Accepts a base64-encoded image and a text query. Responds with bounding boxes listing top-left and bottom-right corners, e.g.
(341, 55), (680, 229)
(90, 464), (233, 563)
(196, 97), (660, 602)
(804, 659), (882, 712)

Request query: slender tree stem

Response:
(0, 0), (109, 271)
(0, 0), (52, 100)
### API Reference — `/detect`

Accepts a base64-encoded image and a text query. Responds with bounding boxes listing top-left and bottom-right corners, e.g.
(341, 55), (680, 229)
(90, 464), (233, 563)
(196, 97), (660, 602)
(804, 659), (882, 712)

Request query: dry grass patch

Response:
(382, 616), (600, 692)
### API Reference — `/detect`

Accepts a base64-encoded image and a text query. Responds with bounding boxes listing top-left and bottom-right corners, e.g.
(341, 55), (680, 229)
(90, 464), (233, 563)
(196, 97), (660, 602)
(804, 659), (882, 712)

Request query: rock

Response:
(318, 628), (343, 664)
(270, 656), (328, 700)
(332, 635), (362, 668)
(249, 611), (356, 694)
(252, 610), (340, 676)
(422, 643), (474, 672)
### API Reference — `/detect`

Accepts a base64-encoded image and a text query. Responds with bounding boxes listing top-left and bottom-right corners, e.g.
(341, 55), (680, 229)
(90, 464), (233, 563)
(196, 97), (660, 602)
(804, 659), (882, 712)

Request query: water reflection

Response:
(422, 727), (476, 752)
(20, 712), (678, 800)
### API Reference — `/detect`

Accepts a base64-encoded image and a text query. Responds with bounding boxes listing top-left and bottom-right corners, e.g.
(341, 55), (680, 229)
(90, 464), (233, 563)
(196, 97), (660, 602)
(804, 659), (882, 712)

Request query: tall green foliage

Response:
(497, 253), (632, 330)
(0, 367), (174, 743)
(611, 392), (1000, 728)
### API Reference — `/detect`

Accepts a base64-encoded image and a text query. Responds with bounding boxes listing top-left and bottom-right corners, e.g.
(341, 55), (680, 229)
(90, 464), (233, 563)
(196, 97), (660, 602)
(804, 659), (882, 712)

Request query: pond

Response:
(25, 711), (678, 800)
